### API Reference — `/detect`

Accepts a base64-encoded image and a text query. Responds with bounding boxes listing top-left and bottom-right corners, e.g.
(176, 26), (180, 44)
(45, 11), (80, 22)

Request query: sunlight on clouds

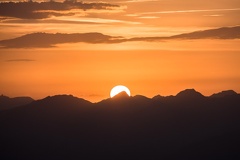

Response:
(56, 39), (240, 51)
(34, 7), (126, 15)
(138, 16), (159, 19)
(125, 0), (159, 3)
(203, 14), (223, 17)
(34, 9), (87, 17)
(50, 16), (141, 24)
(125, 14), (139, 17)
(137, 8), (240, 15)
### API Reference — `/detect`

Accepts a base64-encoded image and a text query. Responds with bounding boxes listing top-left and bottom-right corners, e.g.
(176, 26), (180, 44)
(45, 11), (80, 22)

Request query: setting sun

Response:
(110, 85), (131, 98)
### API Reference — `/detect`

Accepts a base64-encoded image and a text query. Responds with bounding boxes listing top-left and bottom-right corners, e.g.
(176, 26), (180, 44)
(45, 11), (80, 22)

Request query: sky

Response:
(0, 0), (240, 102)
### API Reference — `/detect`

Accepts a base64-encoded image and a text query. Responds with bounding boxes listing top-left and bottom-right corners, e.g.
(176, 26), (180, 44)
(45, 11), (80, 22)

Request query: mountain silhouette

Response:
(32, 94), (92, 108)
(175, 89), (205, 101)
(1, 26), (239, 48)
(210, 90), (237, 98)
(0, 89), (240, 159)
(112, 91), (130, 99)
(0, 95), (33, 111)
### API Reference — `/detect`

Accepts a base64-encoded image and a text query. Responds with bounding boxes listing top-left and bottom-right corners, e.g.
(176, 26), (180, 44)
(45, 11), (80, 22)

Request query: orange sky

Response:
(0, 0), (240, 101)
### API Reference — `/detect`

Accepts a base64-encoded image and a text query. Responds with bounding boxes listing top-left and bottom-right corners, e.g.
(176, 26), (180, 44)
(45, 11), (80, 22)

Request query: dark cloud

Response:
(5, 59), (35, 62)
(3, 18), (101, 25)
(0, 26), (239, 48)
(170, 26), (240, 39)
(128, 26), (240, 41)
(0, 1), (120, 19)
(0, 32), (124, 48)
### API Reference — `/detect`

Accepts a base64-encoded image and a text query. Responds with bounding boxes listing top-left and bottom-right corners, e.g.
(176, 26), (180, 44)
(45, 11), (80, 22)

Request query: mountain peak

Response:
(176, 89), (204, 99)
(152, 95), (164, 100)
(0, 95), (9, 100)
(0, 96), (34, 111)
(34, 94), (92, 108)
(112, 91), (130, 99)
(210, 90), (237, 98)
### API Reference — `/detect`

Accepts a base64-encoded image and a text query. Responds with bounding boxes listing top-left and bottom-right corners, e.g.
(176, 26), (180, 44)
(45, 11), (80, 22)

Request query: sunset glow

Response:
(0, 0), (239, 102)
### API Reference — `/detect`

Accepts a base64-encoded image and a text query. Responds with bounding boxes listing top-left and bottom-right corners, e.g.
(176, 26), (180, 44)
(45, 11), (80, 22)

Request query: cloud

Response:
(203, 14), (223, 17)
(124, 0), (158, 3)
(0, 32), (125, 48)
(137, 16), (159, 19)
(0, 26), (239, 48)
(169, 26), (240, 39)
(5, 59), (35, 62)
(128, 26), (240, 41)
(51, 16), (141, 24)
(0, 1), (121, 19)
(137, 8), (240, 15)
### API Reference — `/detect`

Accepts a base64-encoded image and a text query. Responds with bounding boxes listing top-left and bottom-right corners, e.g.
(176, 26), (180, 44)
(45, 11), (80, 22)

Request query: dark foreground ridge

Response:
(0, 89), (240, 159)
(0, 95), (34, 111)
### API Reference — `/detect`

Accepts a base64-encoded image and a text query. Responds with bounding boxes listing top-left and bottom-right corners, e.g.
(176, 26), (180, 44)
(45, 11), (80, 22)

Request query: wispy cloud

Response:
(51, 16), (141, 25)
(5, 59), (35, 62)
(203, 14), (223, 17)
(137, 8), (240, 15)
(125, 0), (159, 3)
(138, 16), (159, 19)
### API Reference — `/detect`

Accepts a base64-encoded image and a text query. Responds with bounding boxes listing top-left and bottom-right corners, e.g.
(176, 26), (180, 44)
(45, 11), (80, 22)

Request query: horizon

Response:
(1, 88), (239, 103)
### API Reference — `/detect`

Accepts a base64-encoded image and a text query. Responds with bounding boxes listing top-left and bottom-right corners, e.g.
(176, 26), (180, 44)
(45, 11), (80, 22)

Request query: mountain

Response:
(175, 88), (205, 100)
(210, 90), (238, 98)
(112, 91), (130, 99)
(1, 26), (240, 48)
(0, 95), (34, 111)
(0, 89), (240, 159)
(32, 94), (92, 108)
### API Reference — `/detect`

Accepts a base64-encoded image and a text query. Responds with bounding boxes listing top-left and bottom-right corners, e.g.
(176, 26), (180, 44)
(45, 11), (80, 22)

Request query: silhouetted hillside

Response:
(210, 90), (237, 98)
(112, 91), (130, 99)
(0, 95), (34, 111)
(0, 89), (240, 159)
(1, 26), (239, 48)
(176, 88), (204, 99)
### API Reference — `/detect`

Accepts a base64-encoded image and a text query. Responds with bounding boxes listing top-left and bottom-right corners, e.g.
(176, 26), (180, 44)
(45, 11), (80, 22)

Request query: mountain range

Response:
(0, 89), (238, 111)
(0, 95), (33, 111)
(1, 89), (240, 159)
(0, 26), (239, 48)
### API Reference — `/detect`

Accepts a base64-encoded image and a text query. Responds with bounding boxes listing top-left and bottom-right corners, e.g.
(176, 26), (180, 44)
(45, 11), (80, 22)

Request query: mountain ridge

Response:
(0, 89), (240, 159)
(1, 89), (239, 111)
(0, 95), (34, 111)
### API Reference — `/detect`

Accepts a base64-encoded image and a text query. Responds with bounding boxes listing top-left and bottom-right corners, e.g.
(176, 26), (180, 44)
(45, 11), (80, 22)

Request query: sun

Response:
(110, 85), (131, 98)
